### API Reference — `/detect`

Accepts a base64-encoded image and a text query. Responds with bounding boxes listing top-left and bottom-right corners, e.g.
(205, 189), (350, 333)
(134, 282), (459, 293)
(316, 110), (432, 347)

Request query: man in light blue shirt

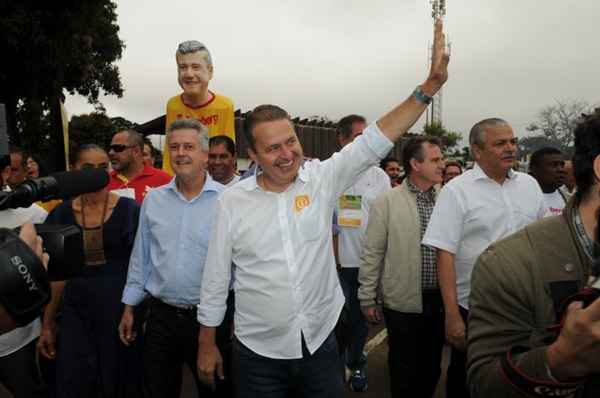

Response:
(118, 119), (231, 398)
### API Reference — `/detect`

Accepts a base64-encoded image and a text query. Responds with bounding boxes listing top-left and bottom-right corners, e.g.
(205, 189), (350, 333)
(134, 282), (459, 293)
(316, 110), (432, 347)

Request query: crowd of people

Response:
(0, 17), (597, 398)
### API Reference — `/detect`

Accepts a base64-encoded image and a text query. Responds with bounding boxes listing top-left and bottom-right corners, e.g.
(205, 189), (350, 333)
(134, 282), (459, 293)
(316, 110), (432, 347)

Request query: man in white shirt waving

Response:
(423, 118), (546, 398)
(197, 21), (450, 398)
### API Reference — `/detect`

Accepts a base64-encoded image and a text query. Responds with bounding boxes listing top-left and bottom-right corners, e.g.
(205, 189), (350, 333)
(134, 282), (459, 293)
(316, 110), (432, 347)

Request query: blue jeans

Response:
(339, 268), (368, 371)
(233, 332), (343, 398)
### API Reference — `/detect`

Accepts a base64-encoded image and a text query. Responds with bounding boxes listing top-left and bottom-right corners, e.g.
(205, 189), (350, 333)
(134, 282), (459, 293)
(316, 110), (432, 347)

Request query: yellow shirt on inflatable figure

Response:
(163, 41), (235, 175)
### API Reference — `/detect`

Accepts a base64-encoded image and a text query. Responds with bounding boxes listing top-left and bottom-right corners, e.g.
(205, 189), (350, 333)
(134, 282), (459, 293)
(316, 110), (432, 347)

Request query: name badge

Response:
(338, 195), (363, 228)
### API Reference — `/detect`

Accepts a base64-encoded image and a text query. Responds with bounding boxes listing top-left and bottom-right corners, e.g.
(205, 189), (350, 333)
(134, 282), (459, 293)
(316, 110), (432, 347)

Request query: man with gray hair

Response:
(422, 117), (546, 398)
(162, 40), (236, 175)
(119, 119), (232, 397)
(107, 129), (171, 203)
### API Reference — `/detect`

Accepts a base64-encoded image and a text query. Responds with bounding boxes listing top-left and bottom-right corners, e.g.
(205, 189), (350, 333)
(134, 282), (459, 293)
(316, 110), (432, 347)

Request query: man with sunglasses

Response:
(107, 130), (172, 204)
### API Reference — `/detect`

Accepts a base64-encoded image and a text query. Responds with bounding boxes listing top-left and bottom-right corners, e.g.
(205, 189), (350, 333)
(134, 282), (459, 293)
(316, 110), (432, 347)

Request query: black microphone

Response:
(0, 168), (109, 210)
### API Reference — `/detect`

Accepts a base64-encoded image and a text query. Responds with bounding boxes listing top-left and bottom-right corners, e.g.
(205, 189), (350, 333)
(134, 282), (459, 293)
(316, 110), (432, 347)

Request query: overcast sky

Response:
(65, 0), (599, 142)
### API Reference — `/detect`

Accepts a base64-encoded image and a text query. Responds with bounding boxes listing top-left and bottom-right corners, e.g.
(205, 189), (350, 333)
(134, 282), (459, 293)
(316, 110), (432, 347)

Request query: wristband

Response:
(413, 85), (433, 105)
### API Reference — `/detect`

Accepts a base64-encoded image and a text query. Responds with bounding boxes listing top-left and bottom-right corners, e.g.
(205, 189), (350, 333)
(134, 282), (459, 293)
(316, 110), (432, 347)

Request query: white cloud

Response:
(65, 0), (600, 143)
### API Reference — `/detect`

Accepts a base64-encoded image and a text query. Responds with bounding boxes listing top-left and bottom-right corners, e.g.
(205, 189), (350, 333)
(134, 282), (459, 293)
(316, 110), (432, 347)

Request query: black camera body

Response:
(14, 224), (84, 281)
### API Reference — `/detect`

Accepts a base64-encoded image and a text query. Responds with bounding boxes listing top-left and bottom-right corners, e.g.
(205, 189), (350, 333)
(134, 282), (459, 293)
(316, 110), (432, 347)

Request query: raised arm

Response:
(377, 20), (450, 142)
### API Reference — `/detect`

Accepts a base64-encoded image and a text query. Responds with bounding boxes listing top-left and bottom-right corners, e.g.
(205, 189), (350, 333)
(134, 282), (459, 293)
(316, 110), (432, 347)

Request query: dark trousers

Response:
(0, 339), (45, 398)
(56, 301), (143, 398)
(382, 291), (445, 398)
(339, 268), (368, 371)
(233, 332), (343, 398)
(142, 294), (234, 398)
(446, 306), (470, 398)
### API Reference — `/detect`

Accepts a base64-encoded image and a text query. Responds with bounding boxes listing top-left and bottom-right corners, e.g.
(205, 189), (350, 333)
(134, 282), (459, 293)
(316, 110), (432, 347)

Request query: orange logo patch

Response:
(295, 195), (310, 213)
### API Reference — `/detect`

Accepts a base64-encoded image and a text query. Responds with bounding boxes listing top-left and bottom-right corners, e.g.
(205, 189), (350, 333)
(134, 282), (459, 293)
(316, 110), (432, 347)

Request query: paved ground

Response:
(0, 322), (451, 397)
(178, 320), (451, 398)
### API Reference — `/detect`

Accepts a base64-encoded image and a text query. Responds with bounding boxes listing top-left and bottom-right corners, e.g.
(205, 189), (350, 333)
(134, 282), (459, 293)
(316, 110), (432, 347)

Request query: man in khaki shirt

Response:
(358, 136), (446, 398)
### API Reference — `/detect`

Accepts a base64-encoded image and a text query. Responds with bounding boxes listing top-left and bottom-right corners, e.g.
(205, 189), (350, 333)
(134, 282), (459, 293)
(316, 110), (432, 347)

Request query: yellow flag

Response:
(60, 101), (69, 170)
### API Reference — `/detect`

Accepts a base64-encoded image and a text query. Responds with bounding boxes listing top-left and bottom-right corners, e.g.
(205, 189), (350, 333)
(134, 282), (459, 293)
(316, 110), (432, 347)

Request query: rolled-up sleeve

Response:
(122, 201), (150, 306)
(422, 185), (464, 254)
(197, 198), (233, 327)
(326, 122), (394, 200)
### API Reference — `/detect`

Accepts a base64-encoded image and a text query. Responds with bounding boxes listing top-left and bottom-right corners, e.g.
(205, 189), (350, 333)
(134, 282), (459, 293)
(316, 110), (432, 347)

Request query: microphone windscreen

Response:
(51, 168), (110, 199)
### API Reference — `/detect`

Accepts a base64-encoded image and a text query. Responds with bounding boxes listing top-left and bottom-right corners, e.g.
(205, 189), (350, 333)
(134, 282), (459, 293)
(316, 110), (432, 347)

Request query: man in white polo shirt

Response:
(422, 118), (546, 398)
(197, 20), (450, 398)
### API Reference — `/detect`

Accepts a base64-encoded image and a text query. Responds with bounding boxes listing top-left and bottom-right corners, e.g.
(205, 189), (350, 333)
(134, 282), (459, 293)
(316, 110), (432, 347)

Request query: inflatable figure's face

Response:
(176, 51), (213, 96)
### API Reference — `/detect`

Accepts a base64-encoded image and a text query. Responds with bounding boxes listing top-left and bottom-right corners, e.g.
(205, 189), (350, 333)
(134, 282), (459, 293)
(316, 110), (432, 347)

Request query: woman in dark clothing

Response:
(37, 144), (142, 398)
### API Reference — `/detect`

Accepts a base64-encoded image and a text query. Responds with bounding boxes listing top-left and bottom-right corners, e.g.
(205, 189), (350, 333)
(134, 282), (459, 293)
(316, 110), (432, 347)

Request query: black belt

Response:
(150, 297), (197, 318)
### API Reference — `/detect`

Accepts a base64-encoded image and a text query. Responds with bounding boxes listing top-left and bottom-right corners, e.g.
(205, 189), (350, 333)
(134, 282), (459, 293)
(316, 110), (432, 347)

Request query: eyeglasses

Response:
(108, 144), (134, 153)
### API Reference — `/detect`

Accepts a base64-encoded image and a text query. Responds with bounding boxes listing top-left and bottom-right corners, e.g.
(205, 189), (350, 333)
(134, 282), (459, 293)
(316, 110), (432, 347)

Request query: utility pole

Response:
(428, 0), (448, 127)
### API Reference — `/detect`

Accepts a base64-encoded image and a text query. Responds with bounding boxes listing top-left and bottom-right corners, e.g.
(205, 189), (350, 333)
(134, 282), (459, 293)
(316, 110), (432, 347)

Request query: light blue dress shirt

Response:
(122, 174), (224, 307)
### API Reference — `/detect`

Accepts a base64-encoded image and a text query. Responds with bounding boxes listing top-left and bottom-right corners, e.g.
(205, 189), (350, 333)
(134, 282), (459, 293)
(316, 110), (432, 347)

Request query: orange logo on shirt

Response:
(295, 195), (310, 213)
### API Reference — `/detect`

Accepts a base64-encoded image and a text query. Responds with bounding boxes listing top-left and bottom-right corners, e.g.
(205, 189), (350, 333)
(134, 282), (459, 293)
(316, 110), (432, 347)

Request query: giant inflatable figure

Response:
(163, 41), (235, 175)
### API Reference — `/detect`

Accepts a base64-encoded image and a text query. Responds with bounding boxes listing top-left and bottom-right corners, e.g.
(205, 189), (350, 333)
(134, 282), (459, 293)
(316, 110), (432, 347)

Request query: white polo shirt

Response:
(422, 163), (546, 309)
(338, 166), (390, 269)
(197, 122), (393, 359)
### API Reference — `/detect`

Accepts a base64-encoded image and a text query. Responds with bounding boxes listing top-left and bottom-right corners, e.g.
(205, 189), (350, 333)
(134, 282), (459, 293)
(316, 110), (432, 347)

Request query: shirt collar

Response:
(406, 177), (435, 197)
(111, 165), (154, 183)
(166, 172), (221, 200)
(241, 163), (310, 192)
(472, 162), (517, 181)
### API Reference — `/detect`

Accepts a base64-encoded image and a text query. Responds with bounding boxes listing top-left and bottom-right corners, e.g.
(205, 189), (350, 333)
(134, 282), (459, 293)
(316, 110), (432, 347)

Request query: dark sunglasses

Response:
(108, 144), (134, 153)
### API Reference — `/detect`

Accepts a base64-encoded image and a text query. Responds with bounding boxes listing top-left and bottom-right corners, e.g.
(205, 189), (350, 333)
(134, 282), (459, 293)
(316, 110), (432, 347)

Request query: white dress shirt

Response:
(422, 163), (546, 310)
(198, 123), (393, 359)
(338, 166), (390, 268)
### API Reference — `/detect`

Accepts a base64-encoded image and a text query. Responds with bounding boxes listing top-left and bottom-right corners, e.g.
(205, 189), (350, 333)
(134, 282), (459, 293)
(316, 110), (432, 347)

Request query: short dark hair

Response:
(402, 136), (442, 176)
(26, 153), (49, 177)
(72, 144), (106, 165)
(573, 109), (600, 201)
(244, 105), (291, 150)
(444, 160), (463, 174)
(529, 147), (563, 171)
(122, 130), (144, 151)
(9, 145), (24, 157)
(210, 135), (236, 156)
(337, 115), (366, 139)
(380, 156), (399, 170)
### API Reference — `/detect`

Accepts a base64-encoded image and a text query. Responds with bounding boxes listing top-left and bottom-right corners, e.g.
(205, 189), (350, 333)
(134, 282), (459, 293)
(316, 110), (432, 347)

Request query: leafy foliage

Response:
(0, 1), (124, 170)
(423, 122), (462, 149)
(526, 99), (592, 153)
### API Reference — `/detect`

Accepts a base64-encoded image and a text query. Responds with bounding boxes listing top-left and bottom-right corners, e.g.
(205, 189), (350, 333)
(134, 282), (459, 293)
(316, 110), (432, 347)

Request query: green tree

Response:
(0, 1), (124, 170)
(69, 112), (136, 150)
(423, 122), (462, 149)
(526, 99), (592, 153)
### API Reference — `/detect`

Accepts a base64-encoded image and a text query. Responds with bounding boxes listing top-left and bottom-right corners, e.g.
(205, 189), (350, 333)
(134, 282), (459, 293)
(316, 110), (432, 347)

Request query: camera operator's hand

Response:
(38, 319), (57, 359)
(18, 223), (49, 269)
(118, 305), (136, 346)
(547, 299), (600, 381)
